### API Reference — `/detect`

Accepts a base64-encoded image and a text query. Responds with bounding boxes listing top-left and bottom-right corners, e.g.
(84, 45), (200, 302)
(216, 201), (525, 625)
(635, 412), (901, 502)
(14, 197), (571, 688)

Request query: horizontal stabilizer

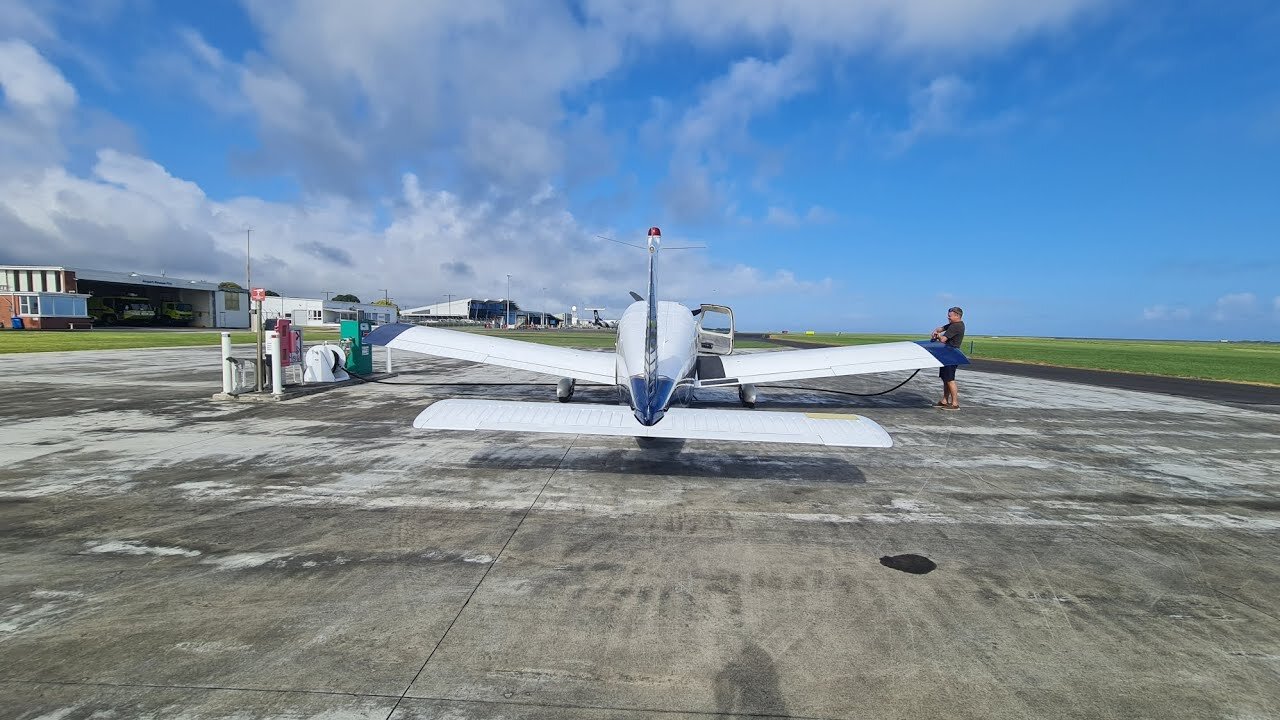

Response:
(413, 399), (892, 447)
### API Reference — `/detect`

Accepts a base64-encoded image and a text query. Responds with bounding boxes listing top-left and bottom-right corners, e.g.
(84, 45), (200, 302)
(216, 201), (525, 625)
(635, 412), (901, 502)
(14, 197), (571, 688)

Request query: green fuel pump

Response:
(340, 318), (374, 375)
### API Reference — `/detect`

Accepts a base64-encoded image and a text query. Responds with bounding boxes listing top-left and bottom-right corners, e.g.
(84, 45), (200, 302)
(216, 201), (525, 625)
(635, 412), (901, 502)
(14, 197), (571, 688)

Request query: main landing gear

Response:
(557, 378), (575, 403)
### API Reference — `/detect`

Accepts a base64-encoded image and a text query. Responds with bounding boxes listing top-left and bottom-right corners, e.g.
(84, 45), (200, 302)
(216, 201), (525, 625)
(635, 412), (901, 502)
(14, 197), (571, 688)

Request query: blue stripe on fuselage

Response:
(630, 376), (676, 426)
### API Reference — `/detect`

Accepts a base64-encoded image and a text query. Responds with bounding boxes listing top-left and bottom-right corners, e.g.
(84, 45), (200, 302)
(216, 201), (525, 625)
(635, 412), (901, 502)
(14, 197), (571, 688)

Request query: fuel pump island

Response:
(213, 313), (389, 401)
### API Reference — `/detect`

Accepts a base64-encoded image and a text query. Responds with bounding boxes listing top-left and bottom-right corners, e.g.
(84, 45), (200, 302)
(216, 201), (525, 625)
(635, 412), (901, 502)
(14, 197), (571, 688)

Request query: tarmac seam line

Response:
(397, 692), (837, 720)
(381, 437), (576, 720)
(0, 677), (400, 700)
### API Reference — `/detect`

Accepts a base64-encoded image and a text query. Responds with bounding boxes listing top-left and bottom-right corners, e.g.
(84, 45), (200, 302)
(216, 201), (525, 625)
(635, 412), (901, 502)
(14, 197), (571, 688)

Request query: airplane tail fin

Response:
(644, 227), (661, 402)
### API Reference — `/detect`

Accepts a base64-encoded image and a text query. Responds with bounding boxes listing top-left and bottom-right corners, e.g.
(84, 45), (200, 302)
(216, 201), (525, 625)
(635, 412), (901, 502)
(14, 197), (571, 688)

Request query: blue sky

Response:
(1, 0), (1277, 339)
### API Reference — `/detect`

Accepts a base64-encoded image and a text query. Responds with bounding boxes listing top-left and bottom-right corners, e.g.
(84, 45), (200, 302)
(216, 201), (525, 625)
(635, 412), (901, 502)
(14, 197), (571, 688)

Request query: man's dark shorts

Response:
(939, 365), (958, 382)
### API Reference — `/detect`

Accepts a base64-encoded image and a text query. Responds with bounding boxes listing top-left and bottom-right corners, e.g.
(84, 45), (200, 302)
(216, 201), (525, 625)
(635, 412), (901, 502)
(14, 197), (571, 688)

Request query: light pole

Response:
(245, 226), (252, 290)
(541, 287), (546, 328)
(244, 225), (264, 392)
(445, 293), (453, 317)
(505, 274), (512, 328)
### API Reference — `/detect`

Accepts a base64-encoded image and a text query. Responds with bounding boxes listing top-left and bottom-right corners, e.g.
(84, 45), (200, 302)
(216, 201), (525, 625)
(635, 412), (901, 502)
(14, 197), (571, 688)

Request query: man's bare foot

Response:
(941, 403), (960, 410)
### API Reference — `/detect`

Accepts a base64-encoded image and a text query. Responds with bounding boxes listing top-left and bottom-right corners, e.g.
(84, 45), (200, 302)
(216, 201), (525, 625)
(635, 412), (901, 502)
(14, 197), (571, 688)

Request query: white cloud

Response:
(583, 0), (1108, 56)
(0, 1), (54, 42)
(0, 146), (828, 316)
(1211, 292), (1257, 322)
(156, 1), (1108, 206)
(0, 39), (77, 171)
(1142, 305), (1191, 322)
(659, 53), (814, 221)
(210, 0), (626, 196)
(0, 39), (75, 121)
(0, 0), (1106, 324)
(763, 205), (835, 227)
(892, 75), (974, 151)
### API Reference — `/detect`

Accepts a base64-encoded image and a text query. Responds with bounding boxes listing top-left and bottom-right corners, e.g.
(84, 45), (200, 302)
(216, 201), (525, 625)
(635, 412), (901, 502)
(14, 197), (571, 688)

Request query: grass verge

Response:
(770, 333), (1280, 386)
(0, 329), (339, 354)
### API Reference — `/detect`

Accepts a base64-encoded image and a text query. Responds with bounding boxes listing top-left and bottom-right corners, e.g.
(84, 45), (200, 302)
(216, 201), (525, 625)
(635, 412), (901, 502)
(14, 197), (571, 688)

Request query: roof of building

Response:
(71, 267), (222, 291)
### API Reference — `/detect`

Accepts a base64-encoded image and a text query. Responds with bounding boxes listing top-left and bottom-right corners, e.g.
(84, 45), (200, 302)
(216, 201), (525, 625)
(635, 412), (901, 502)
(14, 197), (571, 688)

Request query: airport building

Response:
(2, 265), (249, 330)
(259, 296), (398, 327)
(2, 265), (405, 331)
(400, 298), (564, 327)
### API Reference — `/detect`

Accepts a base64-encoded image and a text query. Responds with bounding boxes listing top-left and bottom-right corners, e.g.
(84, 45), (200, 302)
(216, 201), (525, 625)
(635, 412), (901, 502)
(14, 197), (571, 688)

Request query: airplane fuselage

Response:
(615, 300), (699, 426)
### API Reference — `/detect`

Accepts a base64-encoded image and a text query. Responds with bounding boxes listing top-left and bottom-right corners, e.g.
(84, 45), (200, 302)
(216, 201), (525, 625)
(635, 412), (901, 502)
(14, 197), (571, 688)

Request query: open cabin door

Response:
(697, 304), (734, 355)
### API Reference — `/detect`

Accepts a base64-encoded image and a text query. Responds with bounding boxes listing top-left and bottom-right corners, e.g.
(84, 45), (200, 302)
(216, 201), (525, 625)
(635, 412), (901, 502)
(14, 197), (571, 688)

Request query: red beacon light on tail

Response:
(648, 227), (662, 237)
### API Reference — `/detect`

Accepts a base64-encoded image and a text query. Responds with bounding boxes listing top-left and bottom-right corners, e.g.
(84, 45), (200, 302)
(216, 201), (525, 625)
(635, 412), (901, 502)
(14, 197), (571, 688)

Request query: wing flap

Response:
(367, 323), (615, 385)
(413, 399), (892, 447)
(705, 341), (964, 386)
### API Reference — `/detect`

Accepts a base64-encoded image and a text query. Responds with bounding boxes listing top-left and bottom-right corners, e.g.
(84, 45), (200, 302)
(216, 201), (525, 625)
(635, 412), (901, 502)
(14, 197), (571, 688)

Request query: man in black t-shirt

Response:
(931, 307), (965, 409)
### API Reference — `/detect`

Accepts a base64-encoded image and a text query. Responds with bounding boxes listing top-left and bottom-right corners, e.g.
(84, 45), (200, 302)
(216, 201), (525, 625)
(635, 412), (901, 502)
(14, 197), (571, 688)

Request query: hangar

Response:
(1, 265), (250, 329)
(400, 298), (560, 327)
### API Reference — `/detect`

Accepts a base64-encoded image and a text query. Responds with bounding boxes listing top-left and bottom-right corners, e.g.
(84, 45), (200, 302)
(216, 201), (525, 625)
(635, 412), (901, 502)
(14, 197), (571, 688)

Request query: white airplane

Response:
(367, 227), (968, 447)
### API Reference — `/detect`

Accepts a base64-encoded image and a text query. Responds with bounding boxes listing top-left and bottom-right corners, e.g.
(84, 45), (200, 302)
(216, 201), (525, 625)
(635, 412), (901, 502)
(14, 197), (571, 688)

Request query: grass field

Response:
(4, 327), (1275, 386)
(773, 333), (1280, 386)
(0, 329), (339, 354)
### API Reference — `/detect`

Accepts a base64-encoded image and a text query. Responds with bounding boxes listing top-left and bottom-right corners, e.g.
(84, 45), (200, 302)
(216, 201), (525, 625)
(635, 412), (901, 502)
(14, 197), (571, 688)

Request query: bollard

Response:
(221, 332), (233, 394)
(268, 331), (283, 396)
(385, 346), (393, 374)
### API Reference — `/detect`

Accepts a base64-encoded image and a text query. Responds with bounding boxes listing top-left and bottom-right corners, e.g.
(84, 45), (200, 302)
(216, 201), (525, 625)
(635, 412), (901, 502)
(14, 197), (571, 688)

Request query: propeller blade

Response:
(629, 291), (644, 302)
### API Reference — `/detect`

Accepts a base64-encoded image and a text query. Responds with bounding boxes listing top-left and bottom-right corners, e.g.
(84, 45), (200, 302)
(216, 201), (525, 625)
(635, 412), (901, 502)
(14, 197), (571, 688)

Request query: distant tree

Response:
(265, 290), (280, 297)
(218, 281), (244, 291)
(333, 293), (360, 303)
(372, 298), (399, 310)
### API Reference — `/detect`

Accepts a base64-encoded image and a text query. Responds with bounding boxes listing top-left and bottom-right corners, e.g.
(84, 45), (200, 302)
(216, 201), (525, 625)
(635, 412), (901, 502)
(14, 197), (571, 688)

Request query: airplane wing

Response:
(696, 341), (968, 387)
(413, 399), (892, 447)
(365, 324), (615, 385)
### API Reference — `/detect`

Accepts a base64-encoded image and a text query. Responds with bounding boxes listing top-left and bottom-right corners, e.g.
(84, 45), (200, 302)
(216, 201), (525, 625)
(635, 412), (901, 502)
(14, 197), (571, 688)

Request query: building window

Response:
(45, 295), (86, 316)
(224, 293), (240, 311)
(19, 295), (39, 315)
(309, 309), (322, 321)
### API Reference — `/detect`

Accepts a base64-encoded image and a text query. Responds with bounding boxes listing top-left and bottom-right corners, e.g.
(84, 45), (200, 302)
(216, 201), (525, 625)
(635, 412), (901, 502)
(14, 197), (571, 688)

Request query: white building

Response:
(259, 296), (398, 327)
(401, 298), (475, 320)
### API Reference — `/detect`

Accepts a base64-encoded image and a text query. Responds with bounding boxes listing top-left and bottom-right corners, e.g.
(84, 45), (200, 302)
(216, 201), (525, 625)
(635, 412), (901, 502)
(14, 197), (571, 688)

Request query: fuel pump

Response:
(340, 318), (373, 375)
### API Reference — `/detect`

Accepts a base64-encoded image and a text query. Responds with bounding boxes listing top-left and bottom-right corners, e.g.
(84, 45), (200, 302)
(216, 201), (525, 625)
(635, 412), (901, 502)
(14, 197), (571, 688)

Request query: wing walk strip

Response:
(415, 399), (893, 447)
